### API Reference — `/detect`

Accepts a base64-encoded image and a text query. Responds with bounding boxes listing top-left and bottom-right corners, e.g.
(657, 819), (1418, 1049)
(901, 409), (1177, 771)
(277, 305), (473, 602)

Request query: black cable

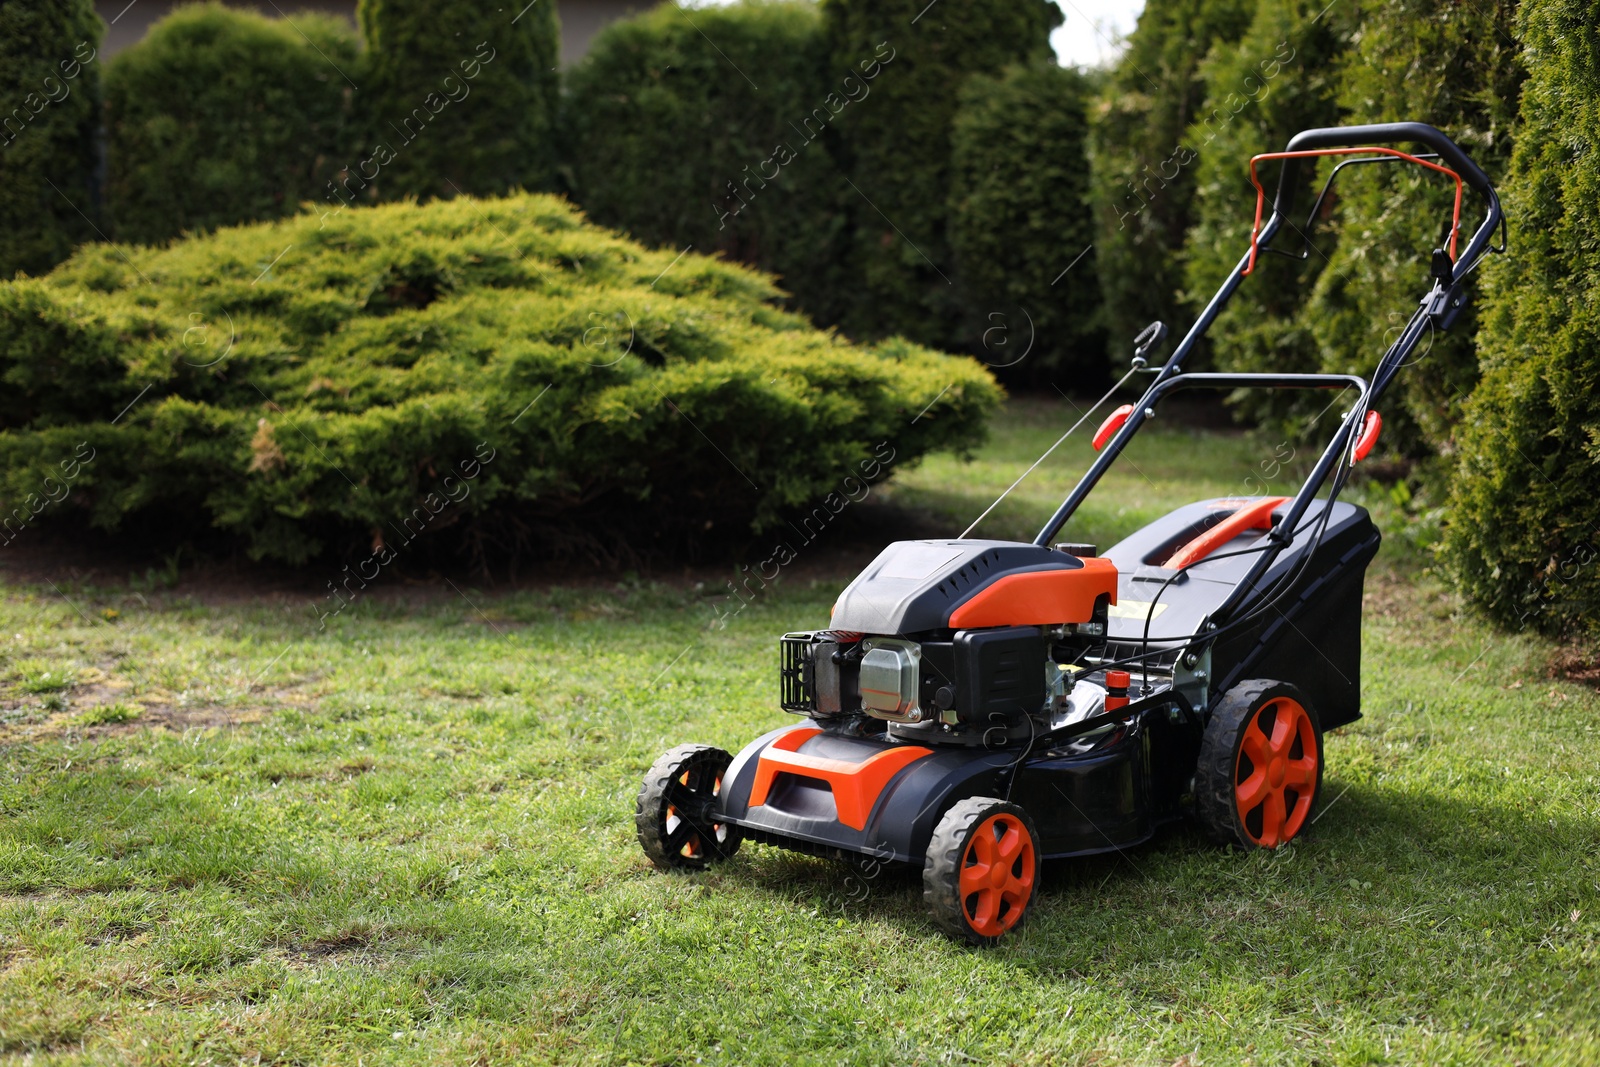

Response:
(1002, 707), (1036, 803)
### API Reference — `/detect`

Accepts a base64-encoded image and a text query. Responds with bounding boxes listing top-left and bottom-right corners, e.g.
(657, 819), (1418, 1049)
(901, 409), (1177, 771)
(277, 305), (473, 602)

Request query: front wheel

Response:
(636, 744), (742, 871)
(1195, 680), (1323, 849)
(923, 797), (1041, 945)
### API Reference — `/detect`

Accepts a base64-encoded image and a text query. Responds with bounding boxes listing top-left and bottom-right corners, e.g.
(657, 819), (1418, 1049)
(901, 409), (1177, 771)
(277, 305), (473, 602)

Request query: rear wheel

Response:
(923, 797), (1040, 945)
(1196, 680), (1323, 849)
(636, 744), (742, 870)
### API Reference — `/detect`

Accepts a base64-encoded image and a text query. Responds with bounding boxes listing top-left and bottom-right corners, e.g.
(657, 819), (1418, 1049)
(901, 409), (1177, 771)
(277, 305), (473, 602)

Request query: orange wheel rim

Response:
(958, 813), (1036, 937)
(1235, 696), (1318, 847)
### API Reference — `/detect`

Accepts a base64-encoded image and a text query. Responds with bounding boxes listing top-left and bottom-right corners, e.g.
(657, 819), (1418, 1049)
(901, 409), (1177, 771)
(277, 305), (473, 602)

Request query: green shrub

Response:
(352, 0), (560, 202)
(1298, 0), (1523, 457)
(0, 194), (1000, 563)
(1089, 0), (1254, 364)
(0, 0), (103, 278)
(563, 1), (851, 324)
(104, 3), (358, 245)
(1180, 0), (1350, 430)
(950, 63), (1101, 386)
(1444, 0), (1600, 638)
(821, 0), (1060, 347)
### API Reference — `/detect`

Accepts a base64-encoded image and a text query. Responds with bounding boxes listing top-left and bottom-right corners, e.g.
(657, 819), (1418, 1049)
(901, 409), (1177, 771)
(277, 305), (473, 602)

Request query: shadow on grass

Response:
(709, 774), (1595, 970)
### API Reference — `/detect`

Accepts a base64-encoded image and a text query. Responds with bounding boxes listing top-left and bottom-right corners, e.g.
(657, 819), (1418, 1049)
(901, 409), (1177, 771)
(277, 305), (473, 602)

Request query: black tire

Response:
(923, 796), (1041, 945)
(1195, 679), (1324, 850)
(636, 743), (742, 871)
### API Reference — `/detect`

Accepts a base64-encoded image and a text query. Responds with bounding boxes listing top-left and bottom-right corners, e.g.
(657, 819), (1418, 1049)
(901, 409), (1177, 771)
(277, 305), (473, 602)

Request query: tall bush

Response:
(563, 1), (851, 324)
(1180, 0), (1350, 430)
(949, 63), (1102, 386)
(104, 3), (358, 245)
(0, 0), (103, 278)
(821, 0), (1060, 347)
(1090, 0), (1254, 364)
(1297, 0), (1523, 457)
(1444, 0), (1600, 638)
(352, 0), (560, 203)
(0, 194), (1000, 564)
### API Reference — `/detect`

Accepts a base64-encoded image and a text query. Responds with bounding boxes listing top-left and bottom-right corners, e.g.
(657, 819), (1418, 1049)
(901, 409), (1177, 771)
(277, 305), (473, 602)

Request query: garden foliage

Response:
(0, 195), (1000, 563)
(949, 63), (1102, 385)
(562, 1), (850, 325)
(353, 0), (561, 202)
(1090, 0), (1254, 364)
(0, 0), (103, 278)
(1178, 0), (1350, 431)
(1444, 0), (1600, 638)
(820, 0), (1061, 347)
(104, 3), (359, 244)
(1299, 0), (1524, 456)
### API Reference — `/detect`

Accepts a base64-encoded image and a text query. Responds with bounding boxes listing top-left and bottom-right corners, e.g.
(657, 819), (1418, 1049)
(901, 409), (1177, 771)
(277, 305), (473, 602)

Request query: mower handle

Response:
(1272, 122), (1493, 205)
(1034, 122), (1502, 555)
(1268, 122), (1503, 281)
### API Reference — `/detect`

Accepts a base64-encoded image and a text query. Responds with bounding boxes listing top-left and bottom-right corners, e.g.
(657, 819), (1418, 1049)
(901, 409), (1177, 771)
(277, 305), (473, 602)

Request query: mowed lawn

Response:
(1, 398), (1596, 1065)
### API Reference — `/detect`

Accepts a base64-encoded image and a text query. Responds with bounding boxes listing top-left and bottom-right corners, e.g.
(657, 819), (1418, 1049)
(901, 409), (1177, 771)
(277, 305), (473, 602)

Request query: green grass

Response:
(1, 398), (1596, 1065)
(75, 704), (142, 728)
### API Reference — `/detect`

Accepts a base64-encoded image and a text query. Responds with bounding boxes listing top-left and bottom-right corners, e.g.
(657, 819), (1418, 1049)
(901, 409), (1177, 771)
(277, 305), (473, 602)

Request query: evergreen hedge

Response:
(353, 0), (560, 203)
(104, 3), (359, 245)
(1090, 0), (1253, 365)
(949, 63), (1101, 385)
(0, 0), (103, 278)
(821, 0), (1060, 347)
(0, 194), (1000, 563)
(1297, 0), (1523, 457)
(1444, 0), (1600, 638)
(1179, 0), (1350, 432)
(563, 1), (851, 324)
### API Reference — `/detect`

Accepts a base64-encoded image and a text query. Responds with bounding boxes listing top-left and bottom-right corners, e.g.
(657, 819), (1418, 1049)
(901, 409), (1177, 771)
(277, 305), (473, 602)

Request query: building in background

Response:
(93, 0), (658, 65)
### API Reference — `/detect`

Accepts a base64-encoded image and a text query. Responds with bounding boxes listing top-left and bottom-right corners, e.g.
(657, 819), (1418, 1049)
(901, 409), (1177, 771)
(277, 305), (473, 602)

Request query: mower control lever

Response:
(1132, 320), (1168, 366)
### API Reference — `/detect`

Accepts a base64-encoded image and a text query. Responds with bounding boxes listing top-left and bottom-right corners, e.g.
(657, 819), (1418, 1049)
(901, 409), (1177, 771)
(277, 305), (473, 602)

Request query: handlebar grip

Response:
(1272, 122), (1494, 216)
(1267, 122), (1503, 282)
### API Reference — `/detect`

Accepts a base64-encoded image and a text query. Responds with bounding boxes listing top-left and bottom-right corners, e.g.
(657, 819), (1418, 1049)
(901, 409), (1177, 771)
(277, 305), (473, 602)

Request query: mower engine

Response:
(779, 539), (1118, 745)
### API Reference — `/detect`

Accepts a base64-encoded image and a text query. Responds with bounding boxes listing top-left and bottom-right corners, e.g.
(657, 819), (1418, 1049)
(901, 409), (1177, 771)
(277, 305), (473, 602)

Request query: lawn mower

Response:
(636, 123), (1505, 943)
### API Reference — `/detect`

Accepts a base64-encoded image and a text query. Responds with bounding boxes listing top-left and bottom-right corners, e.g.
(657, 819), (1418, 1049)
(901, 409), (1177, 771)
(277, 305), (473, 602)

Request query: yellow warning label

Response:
(1108, 600), (1169, 621)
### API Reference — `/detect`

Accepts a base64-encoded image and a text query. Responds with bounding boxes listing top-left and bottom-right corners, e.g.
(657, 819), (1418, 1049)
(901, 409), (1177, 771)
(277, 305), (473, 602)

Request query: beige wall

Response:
(92, 1), (660, 65)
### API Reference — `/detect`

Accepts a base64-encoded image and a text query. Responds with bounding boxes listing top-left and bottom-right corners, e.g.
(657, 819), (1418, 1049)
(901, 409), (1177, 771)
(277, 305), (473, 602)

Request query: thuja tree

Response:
(352, 0), (560, 202)
(1444, 0), (1600, 638)
(0, 0), (103, 278)
(1296, 0), (1524, 457)
(105, 3), (358, 244)
(563, 1), (852, 325)
(949, 63), (1102, 386)
(1179, 0), (1351, 434)
(1090, 0), (1254, 365)
(820, 0), (1059, 347)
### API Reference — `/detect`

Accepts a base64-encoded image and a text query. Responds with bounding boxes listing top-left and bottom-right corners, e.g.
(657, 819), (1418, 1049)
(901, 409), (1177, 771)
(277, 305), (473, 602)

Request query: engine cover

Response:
(829, 540), (1118, 634)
